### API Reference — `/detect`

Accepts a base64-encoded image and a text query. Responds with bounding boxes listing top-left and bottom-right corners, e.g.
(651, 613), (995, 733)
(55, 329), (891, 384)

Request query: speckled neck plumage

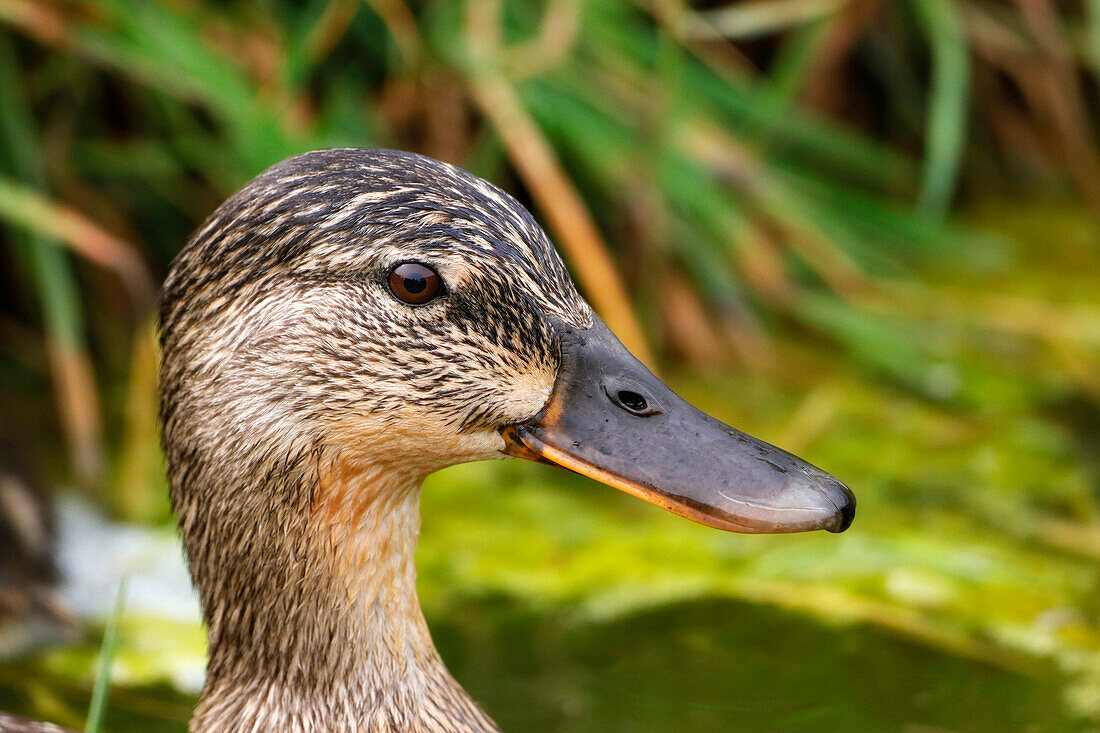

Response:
(189, 457), (497, 733)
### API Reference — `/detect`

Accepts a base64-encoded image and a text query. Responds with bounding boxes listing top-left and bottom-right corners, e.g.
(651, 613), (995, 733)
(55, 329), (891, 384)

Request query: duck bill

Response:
(501, 317), (855, 534)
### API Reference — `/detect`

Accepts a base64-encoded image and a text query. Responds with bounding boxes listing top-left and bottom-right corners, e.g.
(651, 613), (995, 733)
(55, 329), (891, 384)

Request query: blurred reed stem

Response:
(911, 0), (970, 219)
(0, 31), (103, 486)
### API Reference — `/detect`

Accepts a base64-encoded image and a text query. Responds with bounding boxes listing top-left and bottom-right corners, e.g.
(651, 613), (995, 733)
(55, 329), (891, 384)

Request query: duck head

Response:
(159, 148), (853, 730)
(161, 148), (852, 536)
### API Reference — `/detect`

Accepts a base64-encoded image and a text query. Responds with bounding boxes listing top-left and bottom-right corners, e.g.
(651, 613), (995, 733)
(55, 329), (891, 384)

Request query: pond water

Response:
(0, 595), (1081, 731)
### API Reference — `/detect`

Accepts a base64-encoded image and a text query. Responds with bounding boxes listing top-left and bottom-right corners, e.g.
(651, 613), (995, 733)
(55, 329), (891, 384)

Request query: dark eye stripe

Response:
(388, 262), (443, 305)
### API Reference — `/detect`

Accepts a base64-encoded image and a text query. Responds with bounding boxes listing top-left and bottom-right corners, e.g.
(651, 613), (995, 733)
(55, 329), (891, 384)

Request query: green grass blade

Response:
(0, 30), (103, 482)
(764, 18), (829, 109)
(911, 0), (970, 218)
(1087, 0), (1100, 74)
(85, 578), (128, 733)
(692, 0), (845, 40)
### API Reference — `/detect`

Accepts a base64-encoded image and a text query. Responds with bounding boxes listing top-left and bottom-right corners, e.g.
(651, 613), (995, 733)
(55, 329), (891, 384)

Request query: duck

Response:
(0, 148), (854, 733)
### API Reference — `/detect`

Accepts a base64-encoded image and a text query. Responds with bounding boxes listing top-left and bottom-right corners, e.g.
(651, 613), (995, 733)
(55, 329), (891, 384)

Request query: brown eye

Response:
(388, 262), (443, 305)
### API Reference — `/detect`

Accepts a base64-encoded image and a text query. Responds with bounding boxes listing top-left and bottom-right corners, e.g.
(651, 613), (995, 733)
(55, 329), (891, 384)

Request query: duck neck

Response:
(188, 452), (498, 733)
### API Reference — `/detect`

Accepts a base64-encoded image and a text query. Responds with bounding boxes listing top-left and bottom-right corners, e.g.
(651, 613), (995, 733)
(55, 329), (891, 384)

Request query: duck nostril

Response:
(602, 381), (661, 417)
(616, 390), (648, 414)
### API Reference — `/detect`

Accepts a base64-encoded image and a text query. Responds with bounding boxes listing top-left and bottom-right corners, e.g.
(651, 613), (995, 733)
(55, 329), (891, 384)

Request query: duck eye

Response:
(388, 262), (443, 305)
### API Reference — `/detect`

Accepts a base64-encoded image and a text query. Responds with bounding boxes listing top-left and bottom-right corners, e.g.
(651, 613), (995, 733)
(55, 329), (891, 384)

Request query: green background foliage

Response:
(0, 0), (1098, 729)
